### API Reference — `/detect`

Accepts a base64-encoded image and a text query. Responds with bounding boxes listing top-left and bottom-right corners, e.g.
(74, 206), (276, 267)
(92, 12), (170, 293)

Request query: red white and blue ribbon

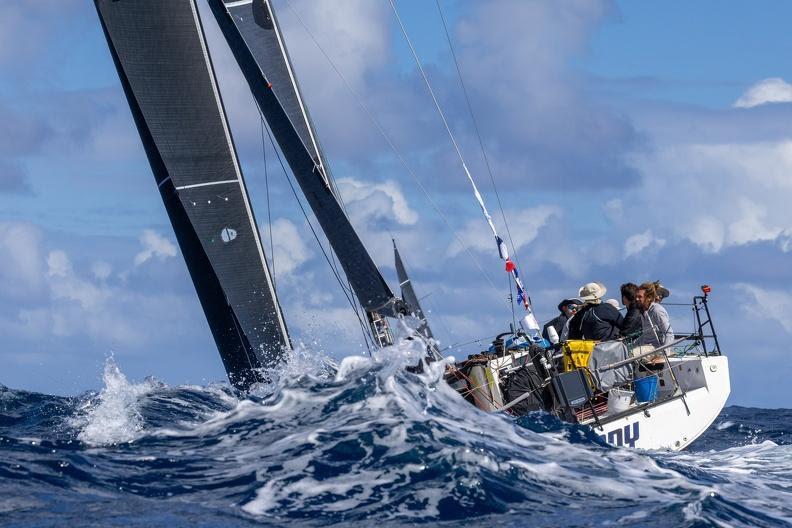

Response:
(464, 164), (532, 312)
(505, 258), (529, 309)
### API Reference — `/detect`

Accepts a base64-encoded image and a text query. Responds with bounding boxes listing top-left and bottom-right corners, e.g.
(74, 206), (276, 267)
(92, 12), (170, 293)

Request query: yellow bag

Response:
(562, 340), (597, 372)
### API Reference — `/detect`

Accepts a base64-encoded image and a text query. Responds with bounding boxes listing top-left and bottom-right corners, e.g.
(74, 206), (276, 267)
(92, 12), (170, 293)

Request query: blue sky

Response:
(1, 0), (791, 407)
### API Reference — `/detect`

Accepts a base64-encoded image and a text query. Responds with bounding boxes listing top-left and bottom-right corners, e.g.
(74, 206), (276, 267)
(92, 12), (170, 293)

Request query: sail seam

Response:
(189, 0), (291, 350)
(175, 179), (239, 190)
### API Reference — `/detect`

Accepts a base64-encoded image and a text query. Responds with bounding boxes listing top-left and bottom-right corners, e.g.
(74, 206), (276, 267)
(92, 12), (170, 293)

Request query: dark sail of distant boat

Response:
(94, 0), (290, 390)
(393, 240), (433, 342)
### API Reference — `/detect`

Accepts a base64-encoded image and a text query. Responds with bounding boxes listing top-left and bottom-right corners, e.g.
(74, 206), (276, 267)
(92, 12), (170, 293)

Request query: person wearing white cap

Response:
(566, 282), (623, 341)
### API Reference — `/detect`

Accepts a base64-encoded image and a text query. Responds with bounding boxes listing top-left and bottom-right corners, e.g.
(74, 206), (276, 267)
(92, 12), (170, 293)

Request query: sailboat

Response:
(94, 0), (729, 450)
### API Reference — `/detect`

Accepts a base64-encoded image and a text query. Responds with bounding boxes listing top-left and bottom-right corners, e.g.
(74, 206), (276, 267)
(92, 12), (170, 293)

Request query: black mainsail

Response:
(95, 0), (290, 390)
(208, 0), (402, 345)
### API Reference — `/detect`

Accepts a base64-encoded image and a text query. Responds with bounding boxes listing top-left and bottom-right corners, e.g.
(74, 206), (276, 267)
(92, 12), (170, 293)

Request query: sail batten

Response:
(95, 0), (290, 390)
(209, 0), (399, 316)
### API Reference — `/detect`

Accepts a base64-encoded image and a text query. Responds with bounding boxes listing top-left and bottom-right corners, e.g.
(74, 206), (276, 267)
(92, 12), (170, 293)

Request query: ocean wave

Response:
(0, 341), (790, 527)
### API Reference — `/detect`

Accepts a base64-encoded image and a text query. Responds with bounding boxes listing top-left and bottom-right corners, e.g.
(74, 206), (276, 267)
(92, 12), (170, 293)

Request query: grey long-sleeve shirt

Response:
(640, 302), (674, 348)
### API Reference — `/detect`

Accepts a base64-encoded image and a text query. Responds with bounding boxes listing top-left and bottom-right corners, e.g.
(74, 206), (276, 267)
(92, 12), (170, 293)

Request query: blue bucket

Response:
(635, 375), (659, 403)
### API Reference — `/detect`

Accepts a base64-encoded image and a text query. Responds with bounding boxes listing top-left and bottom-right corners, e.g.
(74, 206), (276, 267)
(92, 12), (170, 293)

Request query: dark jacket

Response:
(542, 314), (567, 342)
(619, 304), (642, 338)
(567, 303), (623, 341)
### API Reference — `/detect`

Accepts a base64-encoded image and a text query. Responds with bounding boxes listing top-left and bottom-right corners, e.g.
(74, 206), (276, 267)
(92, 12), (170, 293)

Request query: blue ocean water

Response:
(1, 344), (790, 527)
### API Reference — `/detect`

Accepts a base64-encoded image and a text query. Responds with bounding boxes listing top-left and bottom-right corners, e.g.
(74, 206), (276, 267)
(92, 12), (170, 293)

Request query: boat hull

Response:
(591, 355), (730, 450)
(448, 352), (730, 451)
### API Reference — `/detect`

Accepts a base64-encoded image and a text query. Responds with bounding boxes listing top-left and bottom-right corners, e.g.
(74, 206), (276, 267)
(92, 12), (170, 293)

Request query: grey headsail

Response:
(208, 0), (401, 327)
(394, 240), (441, 362)
(393, 240), (434, 342)
(95, 0), (290, 390)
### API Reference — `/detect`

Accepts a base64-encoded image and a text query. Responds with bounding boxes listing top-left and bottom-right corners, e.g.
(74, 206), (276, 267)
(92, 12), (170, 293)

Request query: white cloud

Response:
(779, 231), (792, 253)
(686, 216), (725, 253)
(0, 222), (44, 298)
(47, 250), (109, 311)
(734, 78), (792, 108)
(91, 261), (113, 281)
(133, 229), (177, 266)
(736, 283), (792, 333)
(47, 249), (72, 277)
(266, 218), (314, 275)
(447, 205), (560, 257)
(631, 141), (792, 253)
(726, 199), (783, 246)
(624, 229), (666, 258)
(0, 227), (194, 348)
(336, 177), (418, 226)
(604, 198), (624, 222)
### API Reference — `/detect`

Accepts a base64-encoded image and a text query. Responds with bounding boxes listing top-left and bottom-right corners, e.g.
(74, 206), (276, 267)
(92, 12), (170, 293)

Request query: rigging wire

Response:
(282, 0), (500, 293)
(387, 0), (490, 217)
(433, 0), (523, 273)
(257, 109), (375, 355)
(387, 0), (517, 316)
(507, 271), (517, 333)
(260, 117), (277, 287)
(441, 334), (498, 353)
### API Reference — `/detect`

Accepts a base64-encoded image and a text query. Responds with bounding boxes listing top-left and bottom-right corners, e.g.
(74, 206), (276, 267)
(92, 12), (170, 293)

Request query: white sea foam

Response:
(72, 357), (155, 446)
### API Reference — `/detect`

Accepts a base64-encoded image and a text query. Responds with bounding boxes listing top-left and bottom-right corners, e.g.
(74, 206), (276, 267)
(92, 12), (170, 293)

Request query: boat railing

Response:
(589, 336), (694, 424)
(656, 287), (721, 357)
(595, 337), (687, 372)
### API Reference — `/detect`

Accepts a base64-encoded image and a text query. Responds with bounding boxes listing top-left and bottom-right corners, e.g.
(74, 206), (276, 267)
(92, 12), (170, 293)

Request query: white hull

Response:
(590, 355), (730, 450)
(451, 350), (731, 452)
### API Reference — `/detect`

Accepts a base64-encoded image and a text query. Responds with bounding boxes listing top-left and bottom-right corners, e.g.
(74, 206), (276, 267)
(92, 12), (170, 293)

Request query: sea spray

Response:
(72, 357), (156, 445)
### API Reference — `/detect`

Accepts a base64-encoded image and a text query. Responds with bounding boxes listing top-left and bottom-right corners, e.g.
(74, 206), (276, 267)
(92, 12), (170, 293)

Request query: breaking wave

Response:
(1, 341), (790, 527)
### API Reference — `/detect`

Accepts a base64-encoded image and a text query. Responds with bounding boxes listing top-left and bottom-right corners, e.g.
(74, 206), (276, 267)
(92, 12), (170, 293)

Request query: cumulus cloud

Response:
(0, 226), (195, 348)
(624, 229), (666, 258)
(133, 229), (177, 266)
(264, 218), (314, 275)
(630, 140), (792, 253)
(0, 222), (45, 299)
(604, 198), (624, 222)
(91, 261), (113, 281)
(336, 177), (418, 226)
(447, 205), (560, 257)
(736, 283), (792, 333)
(734, 78), (792, 108)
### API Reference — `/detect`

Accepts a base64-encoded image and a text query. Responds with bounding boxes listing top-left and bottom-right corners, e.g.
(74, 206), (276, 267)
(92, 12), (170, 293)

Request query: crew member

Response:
(618, 282), (642, 338)
(542, 298), (582, 342)
(636, 282), (674, 347)
(654, 281), (670, 303)
(567, 282), (623, 341)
